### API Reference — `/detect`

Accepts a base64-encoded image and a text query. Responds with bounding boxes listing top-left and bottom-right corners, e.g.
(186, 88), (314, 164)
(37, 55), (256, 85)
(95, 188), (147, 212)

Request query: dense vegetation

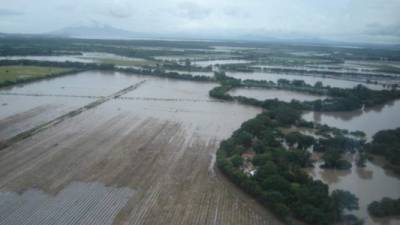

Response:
(364, 128), (400, 173)
(217, 105), (362, 225)
(368, 198), (400, 218)
(209, 72), (400, 112)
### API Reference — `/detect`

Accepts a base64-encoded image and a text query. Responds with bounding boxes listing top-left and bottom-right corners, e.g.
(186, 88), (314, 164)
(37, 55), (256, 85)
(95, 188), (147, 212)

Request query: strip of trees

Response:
(364, 128), (400, 174)
(368, 198), (400, 218)
(210, 72), (400, 112)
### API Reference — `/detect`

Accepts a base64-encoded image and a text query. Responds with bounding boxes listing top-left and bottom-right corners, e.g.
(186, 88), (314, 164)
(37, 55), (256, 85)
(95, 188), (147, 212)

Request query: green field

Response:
(0, 66), (72, 85)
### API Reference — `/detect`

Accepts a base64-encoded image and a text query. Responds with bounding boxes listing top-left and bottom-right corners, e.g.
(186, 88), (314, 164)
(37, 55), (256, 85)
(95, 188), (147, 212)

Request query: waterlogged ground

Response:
(229, 87), (326, 102)
(0, 71), (288, 225)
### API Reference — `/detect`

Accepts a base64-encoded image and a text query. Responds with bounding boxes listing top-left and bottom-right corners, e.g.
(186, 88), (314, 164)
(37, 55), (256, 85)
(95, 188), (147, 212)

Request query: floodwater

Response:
(304, 99), (400, 225)
(0, 70), (146, 140)
(309, 158), (400, 225)
(302, 100), (400, 140)
(226, 71), (385, 90)
(122, 78), (218, 101)
(229, 87), (326, 102)
(0, 71), (144, 97)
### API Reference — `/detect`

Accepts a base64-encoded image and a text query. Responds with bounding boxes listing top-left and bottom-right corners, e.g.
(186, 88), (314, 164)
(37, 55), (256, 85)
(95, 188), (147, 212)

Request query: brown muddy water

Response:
(309, 159), (400, 225)
(302, 99), (400, 225)
(229, 87), (327, 102)
(302, 100), (400, 140)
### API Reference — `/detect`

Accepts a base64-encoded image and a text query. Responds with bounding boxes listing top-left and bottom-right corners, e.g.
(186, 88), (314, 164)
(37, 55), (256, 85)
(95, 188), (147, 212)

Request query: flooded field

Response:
(0, 71), (144, 140)
(303, 100), (400, 140)
(229, 87), (326, 102)
(226, 71), (386, 90)
(309, 158), (400, 225)
(0, 72), (288, 225)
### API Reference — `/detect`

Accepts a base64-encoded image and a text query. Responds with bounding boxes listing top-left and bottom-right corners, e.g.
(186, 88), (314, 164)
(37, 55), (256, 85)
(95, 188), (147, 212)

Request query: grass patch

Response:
(0, 66), (72, 85)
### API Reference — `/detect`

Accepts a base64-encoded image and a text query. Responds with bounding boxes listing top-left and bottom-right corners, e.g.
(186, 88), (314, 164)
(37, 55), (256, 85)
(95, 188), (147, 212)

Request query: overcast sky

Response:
(0, 0), (399, 43)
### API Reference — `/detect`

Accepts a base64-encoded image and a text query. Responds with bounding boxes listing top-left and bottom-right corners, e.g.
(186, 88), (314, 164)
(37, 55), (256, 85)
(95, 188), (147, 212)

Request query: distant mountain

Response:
(50, 24), (141, 39)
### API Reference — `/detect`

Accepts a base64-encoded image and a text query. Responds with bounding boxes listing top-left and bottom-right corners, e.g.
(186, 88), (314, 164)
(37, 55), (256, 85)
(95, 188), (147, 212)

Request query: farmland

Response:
(0, 71), (284, 225)
(0, 37), (399, 225)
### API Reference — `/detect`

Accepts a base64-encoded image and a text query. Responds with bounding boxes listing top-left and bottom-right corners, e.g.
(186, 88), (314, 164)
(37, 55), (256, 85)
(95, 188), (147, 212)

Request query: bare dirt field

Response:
(0, 72), (283, 225)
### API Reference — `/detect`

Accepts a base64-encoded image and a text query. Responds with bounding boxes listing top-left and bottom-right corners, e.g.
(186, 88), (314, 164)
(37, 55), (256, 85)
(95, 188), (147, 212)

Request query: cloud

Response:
(106, 1), (133, 19)
(365, 23), (400, 37)
(0, 8), (23, 16)
(0, 0), (399, 44)
(176, 2), (211, 20)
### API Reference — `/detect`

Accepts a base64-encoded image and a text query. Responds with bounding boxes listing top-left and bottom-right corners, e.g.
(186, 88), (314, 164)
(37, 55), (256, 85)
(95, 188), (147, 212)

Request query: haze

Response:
(0, 0), (400, 42)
